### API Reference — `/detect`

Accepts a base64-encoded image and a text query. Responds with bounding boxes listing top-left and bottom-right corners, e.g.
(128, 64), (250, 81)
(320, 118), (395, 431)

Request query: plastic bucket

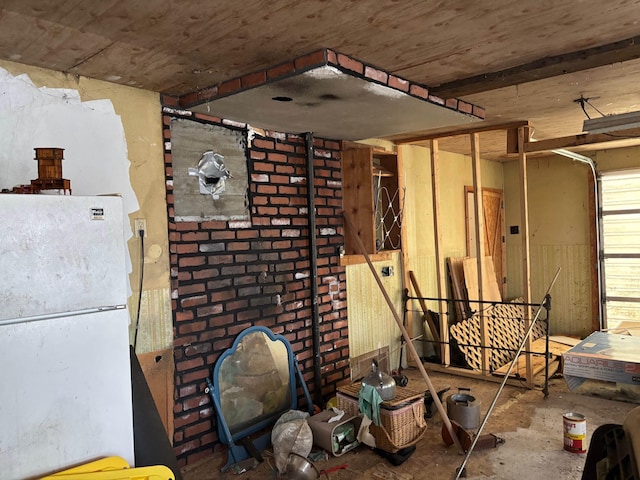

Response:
(563, 412), (586, 453)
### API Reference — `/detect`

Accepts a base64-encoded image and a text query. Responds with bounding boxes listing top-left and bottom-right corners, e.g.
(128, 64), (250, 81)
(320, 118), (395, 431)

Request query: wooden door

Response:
(465, 187), (505, 298)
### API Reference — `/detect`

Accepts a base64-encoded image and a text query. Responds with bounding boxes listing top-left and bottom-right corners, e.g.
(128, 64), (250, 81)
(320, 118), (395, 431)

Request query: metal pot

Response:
(446, 387), (481, 430)
(284, 453), (320, 480)
(361, 358), (396, 401)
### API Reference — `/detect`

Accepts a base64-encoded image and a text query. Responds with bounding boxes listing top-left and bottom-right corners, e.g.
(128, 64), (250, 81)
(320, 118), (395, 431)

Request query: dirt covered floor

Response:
(182, 367), (640, 480)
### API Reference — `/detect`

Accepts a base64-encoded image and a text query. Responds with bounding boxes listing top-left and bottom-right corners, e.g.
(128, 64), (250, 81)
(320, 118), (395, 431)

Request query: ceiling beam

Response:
(391, 120), (530, 144)
(430, 36), (640, 98)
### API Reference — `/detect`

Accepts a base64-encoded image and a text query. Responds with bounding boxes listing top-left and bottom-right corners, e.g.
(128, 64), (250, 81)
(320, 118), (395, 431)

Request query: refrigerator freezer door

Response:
(0, 308), (134, 479)
(0, 195), (128, 321)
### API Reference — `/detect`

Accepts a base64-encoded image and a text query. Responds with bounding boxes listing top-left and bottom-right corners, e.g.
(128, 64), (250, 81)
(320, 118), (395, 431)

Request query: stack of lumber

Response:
(447, 256), (501, 321)
(491, 337), (574, 379)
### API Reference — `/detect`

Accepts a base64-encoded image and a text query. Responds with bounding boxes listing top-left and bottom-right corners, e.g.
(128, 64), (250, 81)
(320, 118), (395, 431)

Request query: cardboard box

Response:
(562, 332), (640, 385)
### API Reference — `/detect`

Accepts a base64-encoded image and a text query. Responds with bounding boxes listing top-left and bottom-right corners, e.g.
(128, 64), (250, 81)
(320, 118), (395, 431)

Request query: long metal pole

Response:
(343, 211), (465, 454)
(454, 267), (561, 479)
(306, 132), (323, 406)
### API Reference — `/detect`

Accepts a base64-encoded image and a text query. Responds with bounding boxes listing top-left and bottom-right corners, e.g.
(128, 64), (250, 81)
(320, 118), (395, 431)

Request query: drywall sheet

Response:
(170, 118), (248, 221)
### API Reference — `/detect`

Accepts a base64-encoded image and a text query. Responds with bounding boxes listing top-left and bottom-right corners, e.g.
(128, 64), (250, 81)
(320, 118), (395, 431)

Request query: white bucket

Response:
(563, 412), (586, 454)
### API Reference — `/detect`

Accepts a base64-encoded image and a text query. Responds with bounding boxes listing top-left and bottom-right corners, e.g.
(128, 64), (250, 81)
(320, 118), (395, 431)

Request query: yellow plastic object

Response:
(42, 465), (174, 480)
(326, 396), (338, 409)
(46, 457), (130, 476)
(40, 462), (175, 480)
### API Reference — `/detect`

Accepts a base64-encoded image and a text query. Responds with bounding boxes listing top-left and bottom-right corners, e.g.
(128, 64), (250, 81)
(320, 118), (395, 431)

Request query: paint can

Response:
(563, 412), (587, 453)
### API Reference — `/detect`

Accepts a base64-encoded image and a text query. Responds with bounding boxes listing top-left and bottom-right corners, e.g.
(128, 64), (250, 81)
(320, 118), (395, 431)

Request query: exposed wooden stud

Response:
(430, 139), (450, 364)
(518, 126), (534, 388)
(470, 133), (490, 374)
(430, 36), (640, 98)
(396, 147), (414, 367)
(588, 174), (600, 332)
(506, 128), (519, 155)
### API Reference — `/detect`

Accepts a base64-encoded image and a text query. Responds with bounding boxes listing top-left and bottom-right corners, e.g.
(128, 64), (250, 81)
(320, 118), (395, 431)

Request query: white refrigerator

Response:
(0, 194), (135, 479)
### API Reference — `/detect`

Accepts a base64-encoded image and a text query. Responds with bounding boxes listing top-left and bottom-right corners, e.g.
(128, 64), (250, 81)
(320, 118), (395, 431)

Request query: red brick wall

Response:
(161, 97), (349, 466)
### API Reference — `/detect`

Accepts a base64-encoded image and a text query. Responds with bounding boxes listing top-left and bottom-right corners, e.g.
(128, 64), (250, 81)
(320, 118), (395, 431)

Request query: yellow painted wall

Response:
(402, 144), (503, 353)
(346, 251), (404, 370)
(595, 146), (640, 172)
(355, 143), (640, 346)
(345, 140), (504, 366)
(503, 156), (592, 336)
(490, 146), (640, 338)
(0, 60), (171, 352)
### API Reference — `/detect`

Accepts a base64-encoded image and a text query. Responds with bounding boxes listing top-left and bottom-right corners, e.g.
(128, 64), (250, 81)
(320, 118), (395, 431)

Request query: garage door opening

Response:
(601, 169), (640, 332)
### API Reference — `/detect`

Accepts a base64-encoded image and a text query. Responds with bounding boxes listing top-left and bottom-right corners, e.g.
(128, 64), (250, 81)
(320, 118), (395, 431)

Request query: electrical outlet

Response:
(134, 218), (147, 237)
(381, 266), (394, 277)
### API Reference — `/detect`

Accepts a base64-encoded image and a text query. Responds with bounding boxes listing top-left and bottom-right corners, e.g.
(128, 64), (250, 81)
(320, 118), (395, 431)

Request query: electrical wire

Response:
(584, 97), (607, 117)
(578, 97), (591, 120)
(133, 231), (145, 352)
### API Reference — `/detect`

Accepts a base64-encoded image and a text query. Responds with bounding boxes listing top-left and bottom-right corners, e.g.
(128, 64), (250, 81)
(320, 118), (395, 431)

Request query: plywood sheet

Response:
(342, 148), (375, 255)
(492, 338), (571, 379)
(548, 335), (581, 347)
(608, 321), (640, 337)
(531, 338), (573, 356)
(138, 348), (174, 439)
(463, 256), (502, 306)
(492, 353), (547, 379)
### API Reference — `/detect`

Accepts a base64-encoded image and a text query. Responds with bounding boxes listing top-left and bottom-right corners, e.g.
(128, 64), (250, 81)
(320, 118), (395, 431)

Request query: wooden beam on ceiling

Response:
(524, 127), (640, 154)
(391, 120), (530, 144)
(430, 36), (640, 98)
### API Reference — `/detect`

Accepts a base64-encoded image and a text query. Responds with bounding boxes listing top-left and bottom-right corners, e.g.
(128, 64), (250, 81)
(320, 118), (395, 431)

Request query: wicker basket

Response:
(337, 383), (427, 453)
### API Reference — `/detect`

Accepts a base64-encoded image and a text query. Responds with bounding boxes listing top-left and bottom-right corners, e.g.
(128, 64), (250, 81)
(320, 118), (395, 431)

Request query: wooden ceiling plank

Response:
(68, 43), (193, 91)
(430, 36), (640, 98)
(0, 10), (115, 73)
(391, 120), (530, 144)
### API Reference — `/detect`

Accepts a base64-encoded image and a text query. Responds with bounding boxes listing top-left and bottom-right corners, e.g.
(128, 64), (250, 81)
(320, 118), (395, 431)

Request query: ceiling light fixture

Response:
(551, 148), (593, 164)
(583, 110), (640, 134)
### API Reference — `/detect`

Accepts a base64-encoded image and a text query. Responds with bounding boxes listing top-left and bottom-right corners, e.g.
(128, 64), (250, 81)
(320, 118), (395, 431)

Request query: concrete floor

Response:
(181, 366), (640, 480)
